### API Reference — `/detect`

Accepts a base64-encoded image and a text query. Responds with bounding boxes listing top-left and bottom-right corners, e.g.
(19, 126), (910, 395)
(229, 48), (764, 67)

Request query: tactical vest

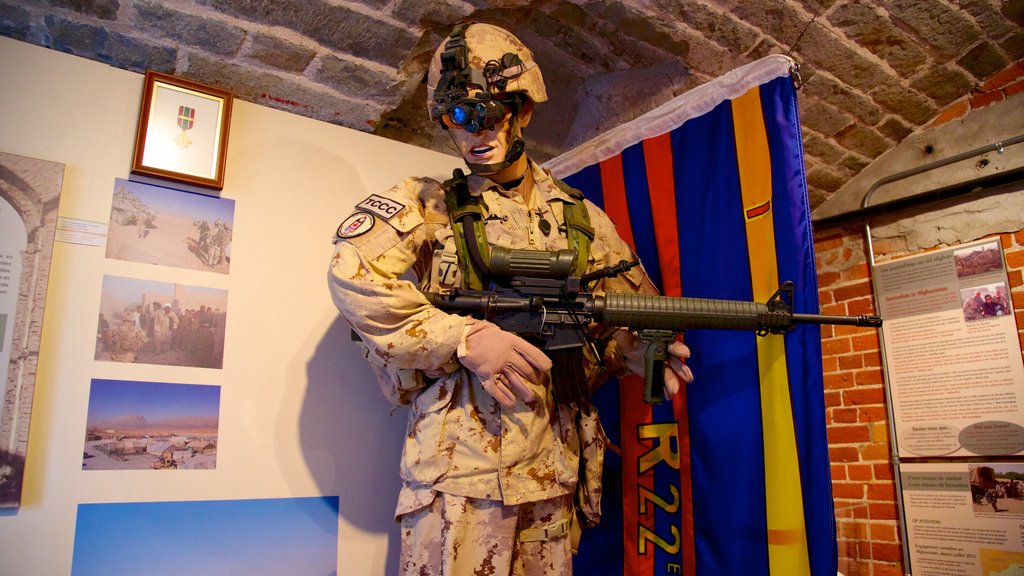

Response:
(442, 169), (594, 289)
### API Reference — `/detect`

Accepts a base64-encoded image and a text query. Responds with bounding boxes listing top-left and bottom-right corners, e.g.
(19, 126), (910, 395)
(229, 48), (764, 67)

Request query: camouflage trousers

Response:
(399, 491), (574, 575)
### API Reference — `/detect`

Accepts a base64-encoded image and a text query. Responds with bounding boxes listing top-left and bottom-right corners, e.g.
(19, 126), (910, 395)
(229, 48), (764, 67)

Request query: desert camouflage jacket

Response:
(328, 159), (655, 516)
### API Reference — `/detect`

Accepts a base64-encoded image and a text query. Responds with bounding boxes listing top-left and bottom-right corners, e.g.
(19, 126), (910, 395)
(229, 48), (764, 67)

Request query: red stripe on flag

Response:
(619, 376), (655, 576)
(642, 133), (696, 576)
(641, 134), (681, 298)
(672, 384), (696, 576)
(599, 155), (635, 250)
(601, 154), (655, 575)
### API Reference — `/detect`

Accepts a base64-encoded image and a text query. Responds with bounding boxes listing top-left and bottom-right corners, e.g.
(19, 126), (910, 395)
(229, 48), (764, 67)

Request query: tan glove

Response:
(458, 318), (552, 408)
(613, 330), (694, 400)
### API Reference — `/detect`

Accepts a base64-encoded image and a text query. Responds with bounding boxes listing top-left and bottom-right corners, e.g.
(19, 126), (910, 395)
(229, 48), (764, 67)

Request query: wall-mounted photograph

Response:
(959, 282), (1011, 322)
(0, 150), (63, 508)
(73, 497), (339, 575)
(954, 240), (1004, 278)
(106, 178), (234, 274)
(97, 275), (228, 368)
(82, 379), (219, 471)
(969, 464), (1024, 515)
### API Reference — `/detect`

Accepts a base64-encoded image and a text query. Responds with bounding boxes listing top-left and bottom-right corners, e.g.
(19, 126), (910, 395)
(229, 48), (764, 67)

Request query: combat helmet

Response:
(427, 23), (546, 174)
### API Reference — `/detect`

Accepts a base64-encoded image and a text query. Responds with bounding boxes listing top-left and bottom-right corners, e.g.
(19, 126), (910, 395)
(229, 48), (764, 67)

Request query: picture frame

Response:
(131, 70), (233, 190)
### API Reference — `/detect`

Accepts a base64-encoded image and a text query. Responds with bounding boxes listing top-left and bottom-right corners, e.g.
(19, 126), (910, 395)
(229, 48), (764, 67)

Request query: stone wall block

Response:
(835, 124), (891, 160)
(1000, 30), (1024, 61)
(798, 24), (889, 92)
(807, 163), (847, 195)
(207, 0), (417, 68)
(134, 0), (246, 56)
(886, 0), (982, 62)
(802, 73), (885, 127)
(839, 152), (870, 176)
(0, 2), (32, 40)
(803, 132), (847, 164)
(48, 0), (119, 21)
(44, 15), (176, 73)
(315, 54), (404, 107)
(876, 116), (912, 142)
(958, 41), (1012, 81)
(654, 0), (761, 56)
(910, 64), (974, 108)
(961, 0), (1018, 39)
(390, 0), (473, 29)
(868, 79), (938, 126)
(248, 33), (316, 73)
(828, 1), (927, 78)
(800, 98), (853, 137)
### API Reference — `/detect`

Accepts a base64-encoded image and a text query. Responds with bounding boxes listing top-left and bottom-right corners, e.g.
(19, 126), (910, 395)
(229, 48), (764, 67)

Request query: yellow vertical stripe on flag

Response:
(732, 87), (811, 575)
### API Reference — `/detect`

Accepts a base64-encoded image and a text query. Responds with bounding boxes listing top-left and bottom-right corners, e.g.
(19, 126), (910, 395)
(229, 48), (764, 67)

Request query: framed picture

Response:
(131, 70), (233, 190)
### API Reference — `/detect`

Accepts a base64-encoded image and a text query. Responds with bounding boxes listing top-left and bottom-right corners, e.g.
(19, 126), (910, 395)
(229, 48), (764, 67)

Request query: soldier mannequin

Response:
(329, 23), (692, 575)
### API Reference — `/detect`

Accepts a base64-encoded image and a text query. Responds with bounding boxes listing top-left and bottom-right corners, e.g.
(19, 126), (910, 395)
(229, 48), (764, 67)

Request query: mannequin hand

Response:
(458, 319), (552, 407)
(662, 340), (694, 400)
(614, 330), (694, 400)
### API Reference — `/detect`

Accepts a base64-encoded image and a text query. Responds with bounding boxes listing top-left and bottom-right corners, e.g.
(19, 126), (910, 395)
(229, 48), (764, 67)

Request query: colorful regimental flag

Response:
(547, 55), (836, 576)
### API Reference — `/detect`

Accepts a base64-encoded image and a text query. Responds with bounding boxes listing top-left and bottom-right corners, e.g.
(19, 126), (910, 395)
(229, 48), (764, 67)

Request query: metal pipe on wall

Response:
(858, 133), (1023, 576)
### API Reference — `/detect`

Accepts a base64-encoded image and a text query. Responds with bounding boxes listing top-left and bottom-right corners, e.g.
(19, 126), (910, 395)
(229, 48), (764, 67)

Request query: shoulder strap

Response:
(553, 178), (594, 277)
(444, 173), (595, 286)
(442, 170), (490, 290)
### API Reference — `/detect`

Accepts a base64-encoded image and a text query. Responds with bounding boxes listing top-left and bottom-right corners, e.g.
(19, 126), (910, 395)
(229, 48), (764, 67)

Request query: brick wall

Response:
(930, 60), (1024, 127)
(814, 226), (1024, 576)
(811, 58), (1024, 576)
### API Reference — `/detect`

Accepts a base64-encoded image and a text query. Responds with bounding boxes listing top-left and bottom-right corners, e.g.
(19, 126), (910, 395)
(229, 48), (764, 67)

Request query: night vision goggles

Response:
(430, 25), (526, 133)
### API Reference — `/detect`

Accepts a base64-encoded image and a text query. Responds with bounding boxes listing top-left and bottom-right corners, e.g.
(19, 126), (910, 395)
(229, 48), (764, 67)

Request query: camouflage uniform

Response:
(329, 158), (655, 574)
(108, 318), (147, 363)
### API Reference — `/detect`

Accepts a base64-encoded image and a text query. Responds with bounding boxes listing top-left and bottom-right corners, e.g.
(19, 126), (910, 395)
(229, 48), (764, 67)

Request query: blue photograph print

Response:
(83, 379), (220, 471)
(72, 496), (339, 576)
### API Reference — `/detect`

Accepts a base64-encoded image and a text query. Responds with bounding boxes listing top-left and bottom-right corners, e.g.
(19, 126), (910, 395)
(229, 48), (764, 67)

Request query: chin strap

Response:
(459, 115), (526, 176)
(466, 136), (525, 174)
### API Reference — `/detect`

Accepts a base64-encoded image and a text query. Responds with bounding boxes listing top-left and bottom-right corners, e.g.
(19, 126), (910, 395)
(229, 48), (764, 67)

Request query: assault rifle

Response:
(424, 247), (882, 404)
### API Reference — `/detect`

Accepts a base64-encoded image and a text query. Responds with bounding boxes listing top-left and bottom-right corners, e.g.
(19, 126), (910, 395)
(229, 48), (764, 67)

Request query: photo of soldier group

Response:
(96, 275), (228, 369)
(105, 178), (234, 274)
(969, 464), (1024, 515)
(959, 282), (1011, 322)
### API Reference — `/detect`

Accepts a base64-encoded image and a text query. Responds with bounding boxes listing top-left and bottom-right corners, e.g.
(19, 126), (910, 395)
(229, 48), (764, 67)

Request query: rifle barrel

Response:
(791, 312), (883, 328)
(598, 294), (769, 331)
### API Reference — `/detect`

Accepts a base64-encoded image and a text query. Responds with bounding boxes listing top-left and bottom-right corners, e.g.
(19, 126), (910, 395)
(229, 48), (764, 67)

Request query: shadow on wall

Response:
(302, 315), (407, 574)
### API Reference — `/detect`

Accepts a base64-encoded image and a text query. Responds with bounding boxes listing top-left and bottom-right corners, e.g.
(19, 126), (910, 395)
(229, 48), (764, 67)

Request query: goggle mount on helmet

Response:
(431, 25), (526, 134)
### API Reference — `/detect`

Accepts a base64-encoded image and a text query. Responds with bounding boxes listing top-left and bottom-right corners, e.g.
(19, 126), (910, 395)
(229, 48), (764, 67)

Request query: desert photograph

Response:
(105, 178), (234, 274)
(82, 379), (219, 471)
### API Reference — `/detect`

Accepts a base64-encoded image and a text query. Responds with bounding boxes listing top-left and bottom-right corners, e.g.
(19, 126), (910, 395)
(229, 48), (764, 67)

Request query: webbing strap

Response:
(443, 173), (489, 290)
(561, 197), (594, 277)
(443, 173), (593, 288)
(519, 517), (572, 542)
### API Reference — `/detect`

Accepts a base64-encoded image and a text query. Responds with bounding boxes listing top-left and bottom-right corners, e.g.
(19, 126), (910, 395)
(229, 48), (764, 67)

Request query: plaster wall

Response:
(0, 36), (462, 576)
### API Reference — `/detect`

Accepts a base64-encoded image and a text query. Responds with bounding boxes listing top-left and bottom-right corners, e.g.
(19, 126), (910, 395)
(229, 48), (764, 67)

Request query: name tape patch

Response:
(356, 194), (406, 220)
(337, 212), (375, 239)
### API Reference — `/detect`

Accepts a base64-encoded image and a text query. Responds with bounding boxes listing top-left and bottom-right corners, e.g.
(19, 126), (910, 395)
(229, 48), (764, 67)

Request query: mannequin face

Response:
(449, 111), (513, 167)
(447, 103), (533, 183)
